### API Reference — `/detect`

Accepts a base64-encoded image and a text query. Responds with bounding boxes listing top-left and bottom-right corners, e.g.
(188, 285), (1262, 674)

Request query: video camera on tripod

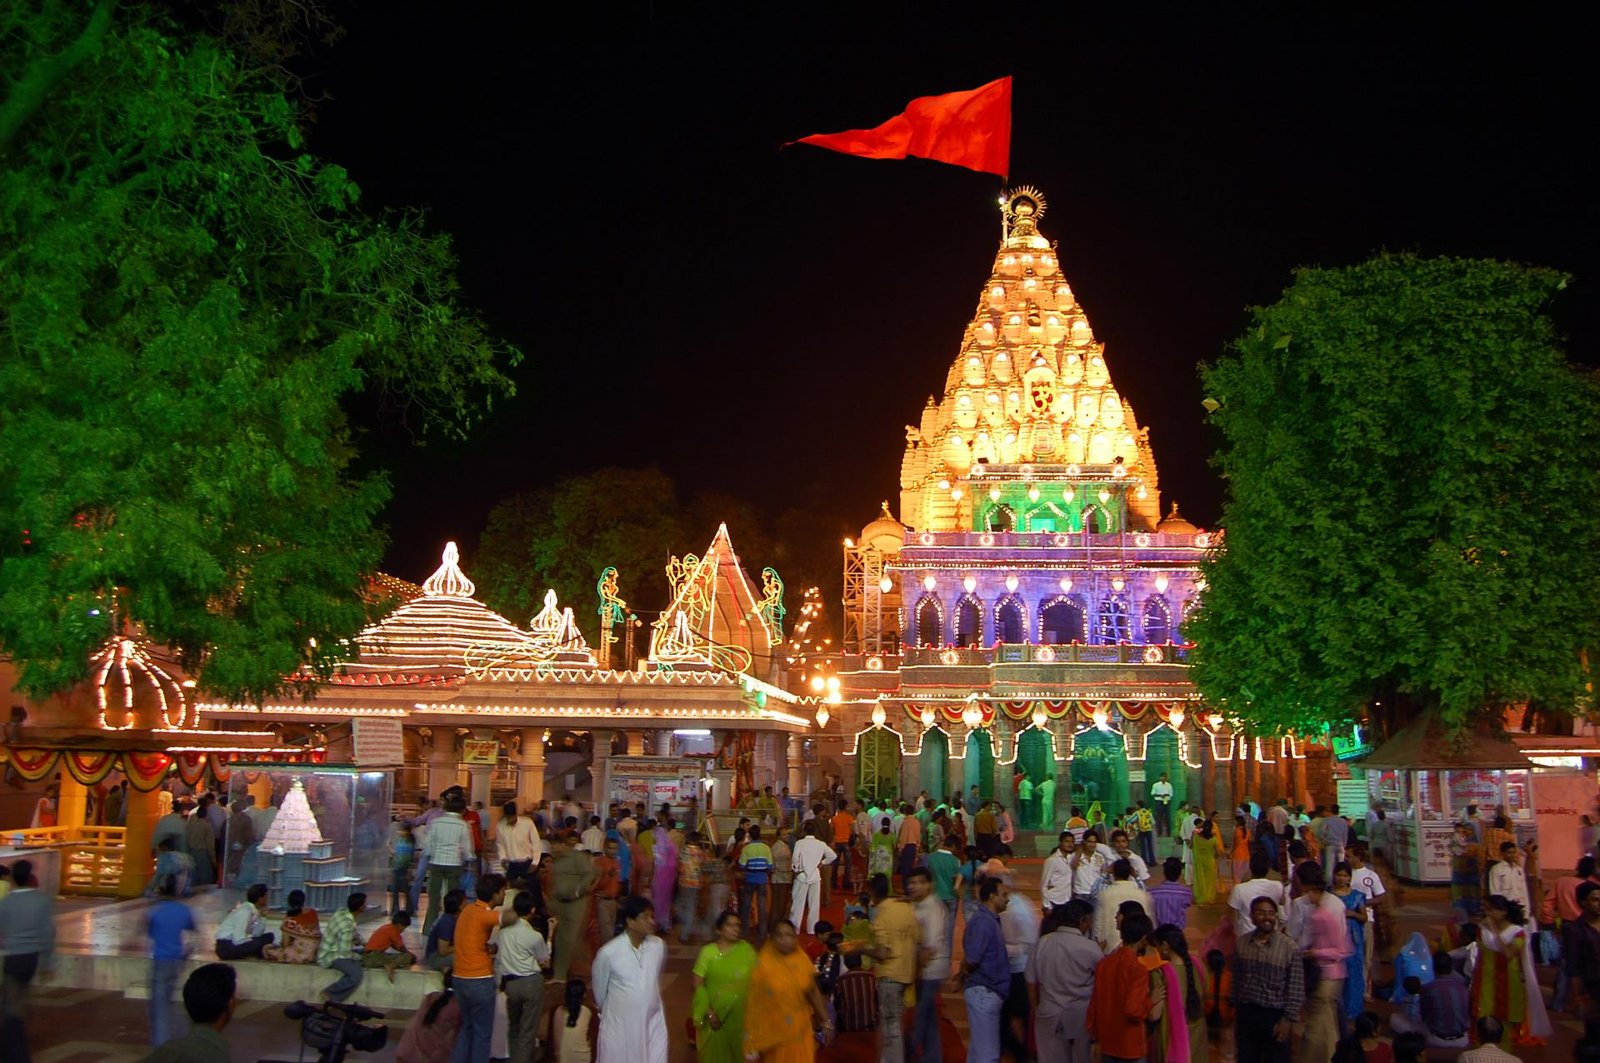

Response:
(261, 999), (388, 1063)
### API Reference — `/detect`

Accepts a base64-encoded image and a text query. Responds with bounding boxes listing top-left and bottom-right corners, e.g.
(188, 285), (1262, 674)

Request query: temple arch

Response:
(1142, 595), (1172, 644)
(954, 594), (984, 648)
(994, 595), (1027, 644)
(1039, 595), (1087, 644)
(915, 596), (944, 647)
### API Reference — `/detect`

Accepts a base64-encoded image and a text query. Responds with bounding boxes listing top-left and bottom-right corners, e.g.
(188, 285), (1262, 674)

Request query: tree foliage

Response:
(474, 468), (801, 638)
(1187, 255), (1600, 736)
(0, 2), (519, 702)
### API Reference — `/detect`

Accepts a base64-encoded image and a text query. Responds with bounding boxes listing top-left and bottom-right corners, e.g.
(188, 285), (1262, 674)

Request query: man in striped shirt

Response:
(421, 794), (475, 935)
(1231, 896), (1304, 1063)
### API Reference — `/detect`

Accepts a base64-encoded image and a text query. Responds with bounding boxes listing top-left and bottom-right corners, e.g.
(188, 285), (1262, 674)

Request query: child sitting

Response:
(361, 909), (417, 981)
(814, 931), (845, 997)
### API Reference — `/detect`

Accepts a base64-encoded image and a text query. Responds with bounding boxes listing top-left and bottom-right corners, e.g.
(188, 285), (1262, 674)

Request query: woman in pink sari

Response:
(651, 824), (680, 932)
(1152, 924), (1206, 1063)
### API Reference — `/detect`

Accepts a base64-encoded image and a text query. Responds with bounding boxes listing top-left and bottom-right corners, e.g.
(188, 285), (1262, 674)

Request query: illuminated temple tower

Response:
(835, 188), (1318, 823)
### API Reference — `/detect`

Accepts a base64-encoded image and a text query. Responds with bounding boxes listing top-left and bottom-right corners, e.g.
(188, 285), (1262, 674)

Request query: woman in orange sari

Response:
(743, 919), (831, 1063)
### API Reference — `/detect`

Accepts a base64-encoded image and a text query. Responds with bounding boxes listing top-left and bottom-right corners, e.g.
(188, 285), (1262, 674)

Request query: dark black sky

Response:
(311, 4), (1598, 583)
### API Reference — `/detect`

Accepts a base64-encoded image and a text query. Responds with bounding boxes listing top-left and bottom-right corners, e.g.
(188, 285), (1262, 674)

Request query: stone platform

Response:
(48, 887), (439, 1008)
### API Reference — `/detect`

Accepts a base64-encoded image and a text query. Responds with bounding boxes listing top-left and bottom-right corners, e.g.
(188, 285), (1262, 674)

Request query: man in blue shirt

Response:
(423, 888), (465, 971)
(962, 877), (1012, 1063)
(146, 874), (197, 1046)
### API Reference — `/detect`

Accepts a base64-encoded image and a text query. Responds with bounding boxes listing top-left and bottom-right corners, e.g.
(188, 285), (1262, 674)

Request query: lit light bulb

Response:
(1136, 485), (1148, 500)
(871, 704), (887, 728)
(1059, 577), (1073, 593)
(1098, 489), (1111, 504)
(923, 575), (937, 592)
(1032, 708), (1049, 731)
(879, 576), (893, 593)
(938, 479), (951, 490)
(921, 706), (936, 728)
(989, 486), (1002, 502)
(951, 488), (964, 501)
(1091, 707), (1111, 731)
(1063, 487), (1075, 503)
(810, 676), (825, 693)
(1169, 708), (1186, 729)
(963, 576), (976, 593)
(816, 706), (830, 728)
(1111, 577), (1125, 592)
(1027, 485), (1040, 502)
(1005, 575), (1019, 593)
(1155, 575), (1169, 593)
(1195, 577), (1208, 593)
(962, 704), (983, 729)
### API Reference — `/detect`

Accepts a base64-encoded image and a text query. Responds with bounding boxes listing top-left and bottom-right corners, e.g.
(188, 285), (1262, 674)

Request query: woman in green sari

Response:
(692, 911), (759, 1063)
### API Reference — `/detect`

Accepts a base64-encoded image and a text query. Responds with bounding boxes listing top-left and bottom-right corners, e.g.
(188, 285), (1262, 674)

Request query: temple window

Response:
(1142, 595), (1172, 644)
(955, 597), (983, 648)
(916, 598), (942, 647)
(996, 598), (1026, 644)
(1041, 598), (1086, 644)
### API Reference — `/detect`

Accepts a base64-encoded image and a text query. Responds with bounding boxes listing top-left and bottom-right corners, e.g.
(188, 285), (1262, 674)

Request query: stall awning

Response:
(1359, 715), (1532, 771)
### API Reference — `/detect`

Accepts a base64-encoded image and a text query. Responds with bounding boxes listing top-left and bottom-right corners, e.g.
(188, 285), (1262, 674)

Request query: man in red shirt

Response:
(1085, 911), (1158, 1062)
(592, 837), (624, 943)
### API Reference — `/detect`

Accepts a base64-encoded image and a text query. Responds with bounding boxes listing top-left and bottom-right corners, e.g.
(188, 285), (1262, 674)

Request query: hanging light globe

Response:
(923, 575), (937, 592)
(871, 704), (887, 728)
(1032, 708), (1049, 731)
(962, 704), (982, 729)
(1169, 708), (1187, 729)
(879, 576), (894, 593)
(1005, 575), (1019, 593)
(963, 576), (977, 593)
(1059, 576), (1073, 593)
(816, 705), (830, 729)
(920, 706), (936, 729)
(1027, 485), (1041, 502)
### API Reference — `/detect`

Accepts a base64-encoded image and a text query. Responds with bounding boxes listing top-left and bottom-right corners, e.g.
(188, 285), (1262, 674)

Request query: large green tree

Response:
(0, 2), (518, 702)
(1188, 254), (1600, 737)
(474, 468), (797, 639)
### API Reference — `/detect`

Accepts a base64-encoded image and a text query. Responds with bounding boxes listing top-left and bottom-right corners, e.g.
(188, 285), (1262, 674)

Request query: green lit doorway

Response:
(1016, 729), (1055, 829)
(964, 730), (994, 801)
(856, 729), (901, 806)
(920, 728), (950, 805)
(1070, 729), (1129, 828)
(1143, 728), (1187, 830)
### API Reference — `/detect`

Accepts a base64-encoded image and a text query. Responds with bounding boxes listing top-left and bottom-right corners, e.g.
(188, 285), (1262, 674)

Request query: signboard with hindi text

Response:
(461, 739), (500, 766)
(352, 719), (405, 767)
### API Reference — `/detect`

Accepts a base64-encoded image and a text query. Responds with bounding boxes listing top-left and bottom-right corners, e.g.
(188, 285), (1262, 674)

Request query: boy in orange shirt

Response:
(1086, 911), (1161, 1062)
(360, 909), (417, 981)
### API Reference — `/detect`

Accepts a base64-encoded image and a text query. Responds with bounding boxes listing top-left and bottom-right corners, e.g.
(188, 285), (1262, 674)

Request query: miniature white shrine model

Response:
(259, 778), (366, 910)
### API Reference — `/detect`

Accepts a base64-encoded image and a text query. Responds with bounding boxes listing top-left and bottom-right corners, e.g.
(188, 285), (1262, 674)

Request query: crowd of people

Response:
(13, 776), (1600, 1063)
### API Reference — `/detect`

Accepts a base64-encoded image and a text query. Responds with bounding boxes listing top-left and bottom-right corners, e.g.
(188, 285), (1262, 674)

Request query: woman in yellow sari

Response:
(743, 919), (831, 1063)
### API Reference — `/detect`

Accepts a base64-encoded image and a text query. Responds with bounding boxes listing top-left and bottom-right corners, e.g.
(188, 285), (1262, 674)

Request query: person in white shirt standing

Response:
(495, 801), (543, 884)
(1149, 774), (1174, 837)
(422, 794), (475, 935)
(1346, 843), (1386, 995)
(1068, 833), (1110, 904)
(1488, 841), (1533, 924)
(1040, 832), (1076, 912)
(579, 815), (606, 855)
(498, 890), (551, 1063)
(1228, 853), (1287, 939)
(789, 819), (838, 935)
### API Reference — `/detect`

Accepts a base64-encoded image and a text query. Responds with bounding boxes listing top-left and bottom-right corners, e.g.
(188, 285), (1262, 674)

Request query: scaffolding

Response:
(843, 541), (900, 656)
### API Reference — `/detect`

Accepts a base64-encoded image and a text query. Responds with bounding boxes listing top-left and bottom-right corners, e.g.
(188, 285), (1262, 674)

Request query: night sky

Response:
(310, 5), (1598, 584)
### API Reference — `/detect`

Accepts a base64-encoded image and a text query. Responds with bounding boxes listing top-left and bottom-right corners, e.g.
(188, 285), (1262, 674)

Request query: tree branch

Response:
(0, 0), (119, 155)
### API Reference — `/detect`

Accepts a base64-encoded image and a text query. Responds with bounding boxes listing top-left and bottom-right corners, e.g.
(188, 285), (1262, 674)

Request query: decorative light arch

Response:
(992, 593), (1028, 644)
(913, 594), (945, 647)
(954, 593), (985, 646)
(1141, 594), (1172, 644)
(1035, 593), (1087, 643)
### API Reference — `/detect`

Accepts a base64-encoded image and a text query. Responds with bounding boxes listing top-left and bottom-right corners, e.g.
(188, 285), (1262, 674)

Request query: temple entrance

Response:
(920, 728), (950, 805)
(1143, 728), (1187, 826)
(857, 729), (901, 805)
(1070, 729), (1129, 827)
(1041, 599), (1086, 644)
(1015, 729), (1055, 829)
(964, 730), (994, 801)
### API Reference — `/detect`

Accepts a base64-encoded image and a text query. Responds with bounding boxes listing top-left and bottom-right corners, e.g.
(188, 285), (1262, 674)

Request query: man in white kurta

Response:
(790, 822), (838, 934)
(591, 896), (669, 1063)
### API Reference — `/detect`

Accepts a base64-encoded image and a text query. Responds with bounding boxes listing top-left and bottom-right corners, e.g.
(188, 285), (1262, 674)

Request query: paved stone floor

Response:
(16, 839), (1590, 1061)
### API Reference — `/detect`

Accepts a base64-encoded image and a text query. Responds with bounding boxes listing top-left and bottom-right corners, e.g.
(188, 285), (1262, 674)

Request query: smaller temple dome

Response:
(1156, 502), (1200, 535)
(860, 502), (907, 552)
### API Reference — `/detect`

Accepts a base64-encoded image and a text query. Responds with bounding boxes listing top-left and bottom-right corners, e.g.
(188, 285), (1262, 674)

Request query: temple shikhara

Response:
(831, 188), (1326, 819)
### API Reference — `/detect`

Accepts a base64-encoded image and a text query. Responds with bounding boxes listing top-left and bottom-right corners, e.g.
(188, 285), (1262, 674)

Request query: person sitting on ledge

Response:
(214, 884), (273, 960)
(263, 889), (320, 964)
(361, 908), (418, 982)
(317, 892), (368, 1002)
